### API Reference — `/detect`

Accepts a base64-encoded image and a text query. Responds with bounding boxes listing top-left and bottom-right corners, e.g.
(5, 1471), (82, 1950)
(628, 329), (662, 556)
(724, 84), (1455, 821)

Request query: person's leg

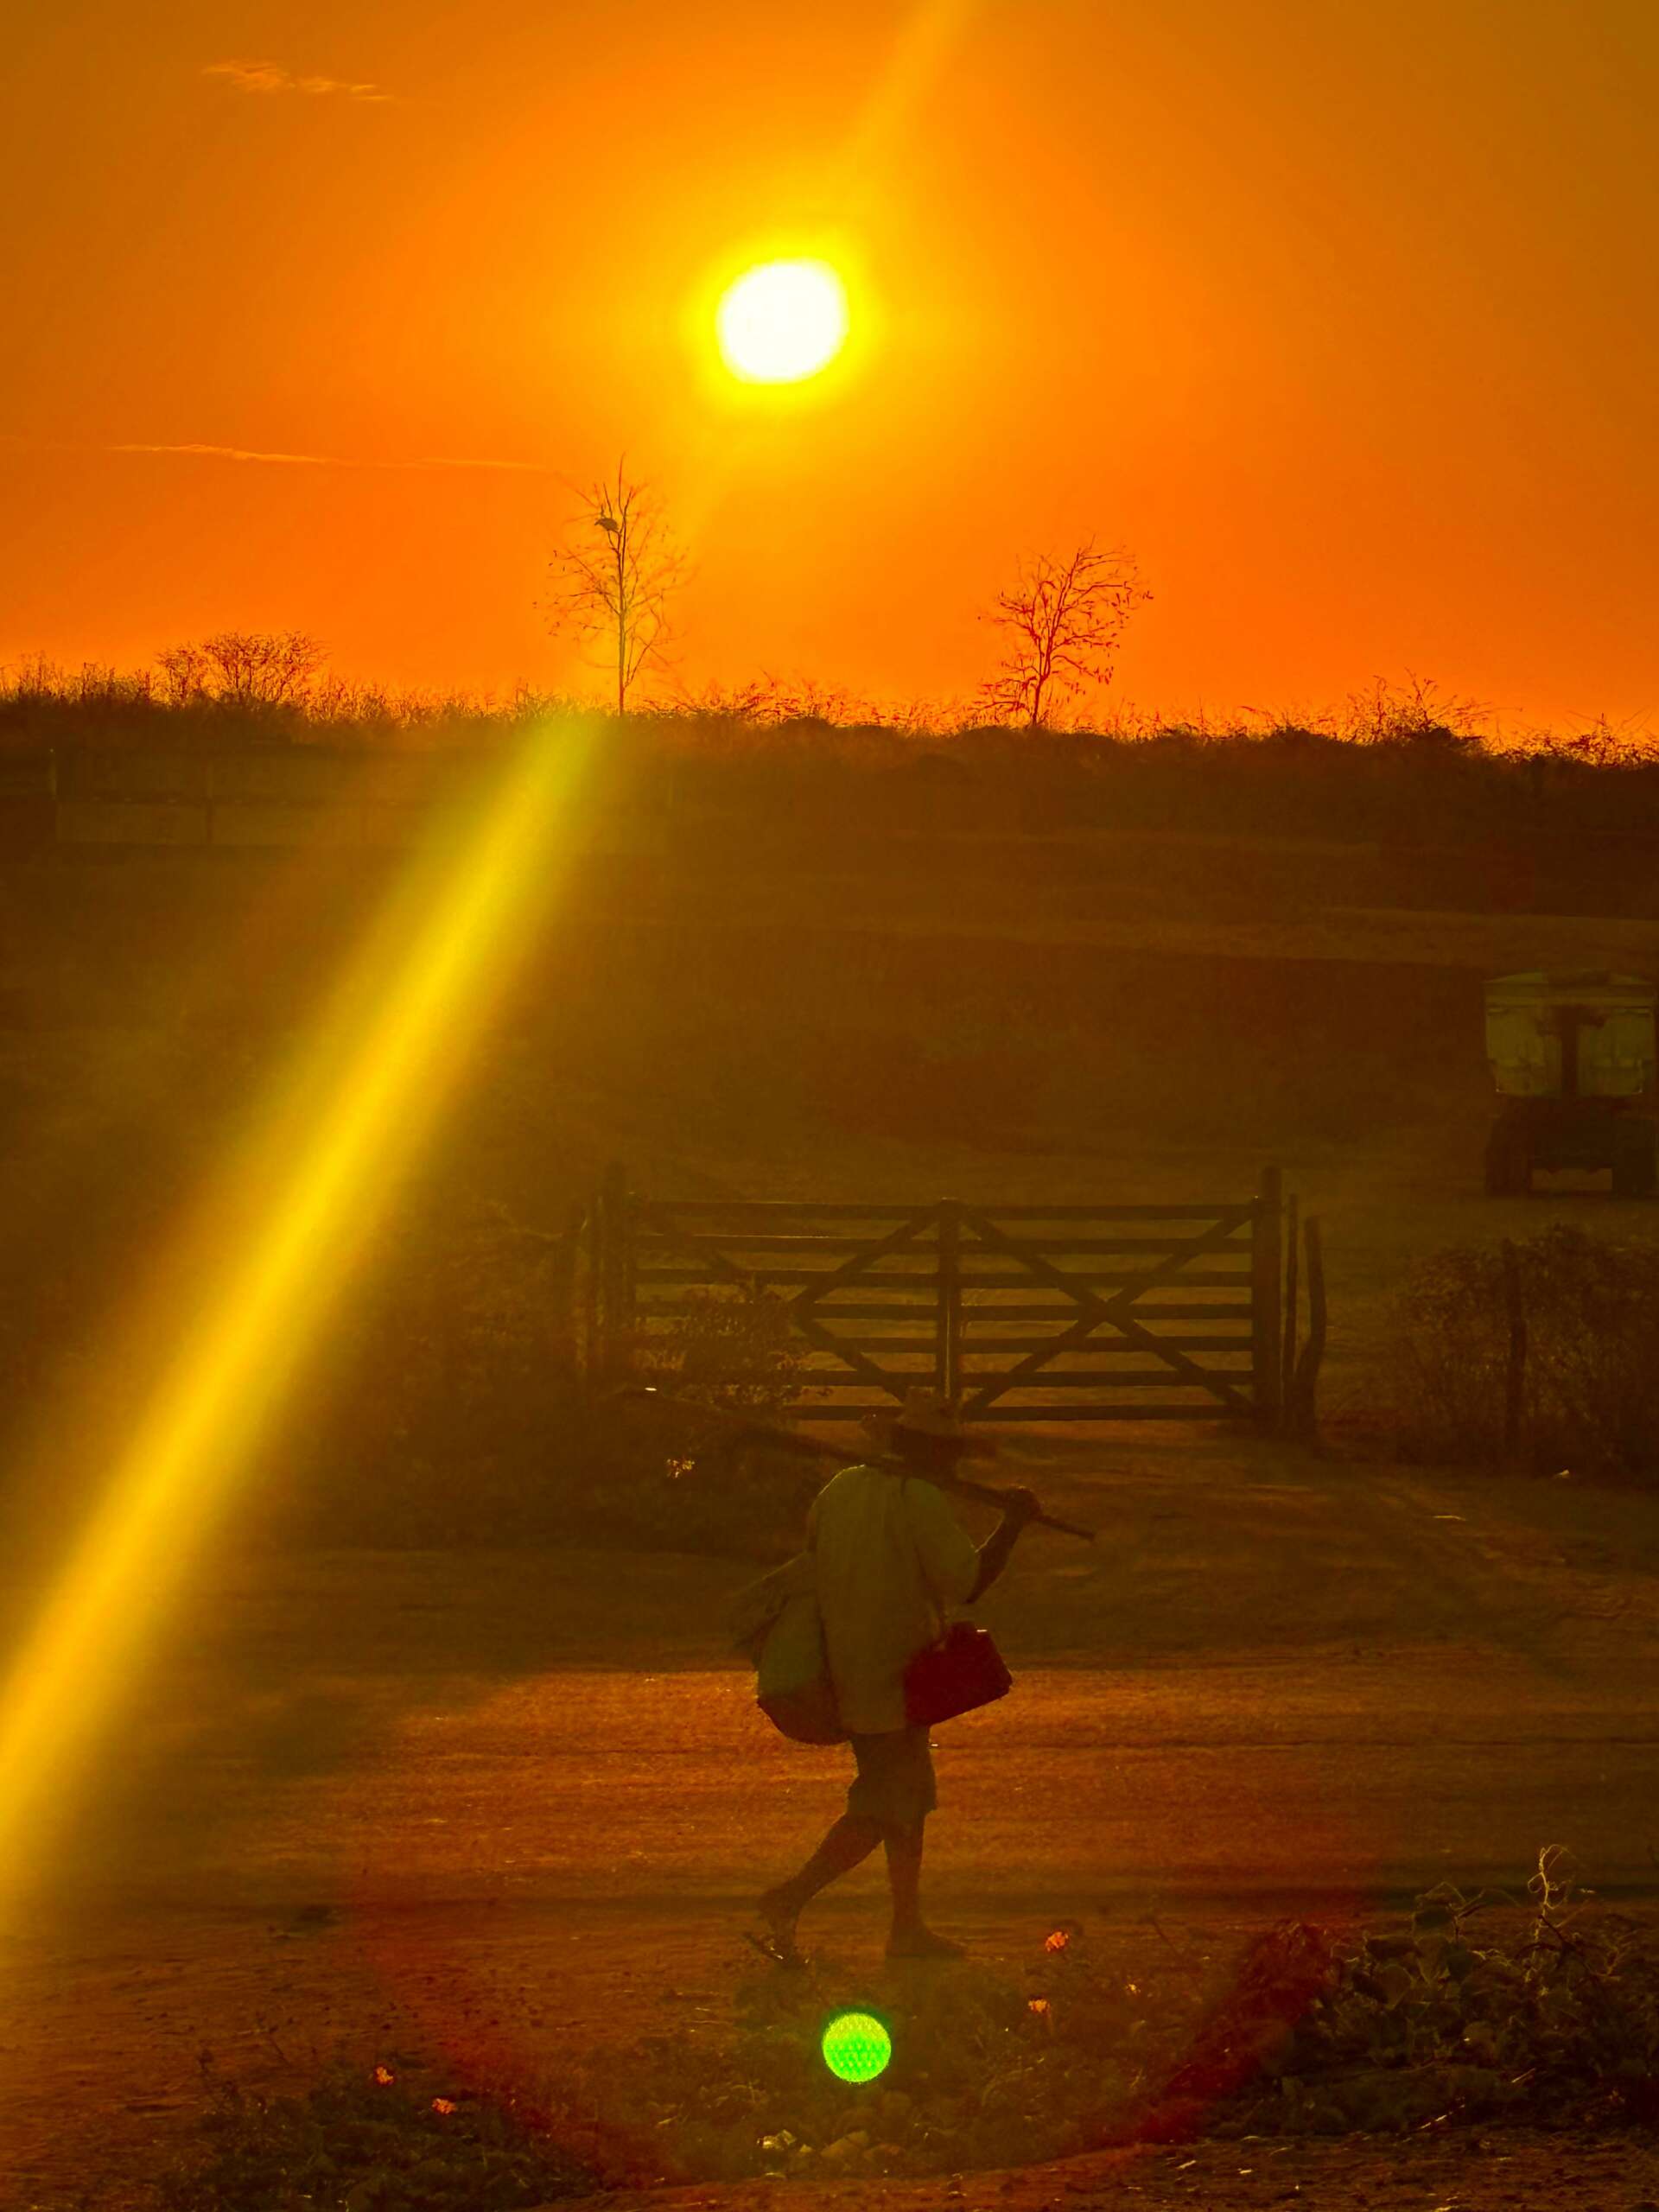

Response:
(883, 1820), (925, 1938)
(759, 1814), (883, 1941)
(881, 1732), (963, 1957)
(882, 1822), (961, 1955)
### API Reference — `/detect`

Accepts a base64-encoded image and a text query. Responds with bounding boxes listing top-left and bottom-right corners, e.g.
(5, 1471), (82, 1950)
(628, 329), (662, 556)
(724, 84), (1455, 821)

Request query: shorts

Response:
(845, 1724), (937, 1832)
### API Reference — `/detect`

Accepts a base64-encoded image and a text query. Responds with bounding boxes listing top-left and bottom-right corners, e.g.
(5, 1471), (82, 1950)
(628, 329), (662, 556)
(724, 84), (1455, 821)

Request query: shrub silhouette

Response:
(1387, 1224), (1659, 1480)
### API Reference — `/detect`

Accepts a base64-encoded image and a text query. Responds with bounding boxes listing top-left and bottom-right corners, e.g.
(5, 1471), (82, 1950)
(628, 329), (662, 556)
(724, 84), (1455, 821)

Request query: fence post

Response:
(1290, 1215), (1327, 1441)
(1252, 1164), (1284, 1432)
(936, 1198), (962, 1402)
(1501, 1236), (1527, 1467)
(551, 1197), (583, 1367)
(582, 1185), (601, 1398)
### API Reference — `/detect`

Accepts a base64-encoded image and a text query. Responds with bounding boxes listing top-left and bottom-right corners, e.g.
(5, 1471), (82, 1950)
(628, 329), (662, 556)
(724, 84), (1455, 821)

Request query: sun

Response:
(716, 259), (849, 385)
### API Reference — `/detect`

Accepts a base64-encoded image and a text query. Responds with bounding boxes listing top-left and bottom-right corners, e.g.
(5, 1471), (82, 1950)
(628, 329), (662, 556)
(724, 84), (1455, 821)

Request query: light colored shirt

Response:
(807, 1463), (982, 1734)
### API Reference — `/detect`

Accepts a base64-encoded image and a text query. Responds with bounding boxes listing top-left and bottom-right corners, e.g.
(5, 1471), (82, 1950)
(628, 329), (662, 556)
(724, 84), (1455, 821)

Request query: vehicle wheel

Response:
(1484, 1125), (1512, 1195)
(1611, 1126), (1656, 1198)
(1484, 1123), (1529, 1196)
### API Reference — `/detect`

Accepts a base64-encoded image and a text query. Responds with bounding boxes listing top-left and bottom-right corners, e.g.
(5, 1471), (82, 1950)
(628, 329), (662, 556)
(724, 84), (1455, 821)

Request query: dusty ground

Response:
(608, 2130), (1659, 2212)
(4, 1435), (1659, 2210)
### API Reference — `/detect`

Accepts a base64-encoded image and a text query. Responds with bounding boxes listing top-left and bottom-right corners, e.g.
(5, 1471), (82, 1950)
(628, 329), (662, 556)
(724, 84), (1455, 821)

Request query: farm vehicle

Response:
(1484, 970), (1656, 1197)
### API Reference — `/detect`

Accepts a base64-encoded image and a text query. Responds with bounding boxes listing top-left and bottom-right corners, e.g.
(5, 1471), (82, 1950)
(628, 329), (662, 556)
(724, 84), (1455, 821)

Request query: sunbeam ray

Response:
(0, 721), (594, 1920)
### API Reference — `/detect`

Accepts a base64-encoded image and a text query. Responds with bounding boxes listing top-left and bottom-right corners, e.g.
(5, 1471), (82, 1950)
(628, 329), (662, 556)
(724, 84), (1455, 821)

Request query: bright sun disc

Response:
(716, 259), (849, 385)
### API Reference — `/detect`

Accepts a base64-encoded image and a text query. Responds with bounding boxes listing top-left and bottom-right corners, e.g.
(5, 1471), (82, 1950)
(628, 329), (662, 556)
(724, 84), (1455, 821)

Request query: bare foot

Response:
(885, 1926), (966, 1960)
(756, 1885), (805, 1961)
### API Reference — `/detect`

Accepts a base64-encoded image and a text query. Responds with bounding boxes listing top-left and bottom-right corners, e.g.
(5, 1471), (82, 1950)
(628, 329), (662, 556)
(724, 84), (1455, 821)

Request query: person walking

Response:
(755, 1389), (1039, 1961)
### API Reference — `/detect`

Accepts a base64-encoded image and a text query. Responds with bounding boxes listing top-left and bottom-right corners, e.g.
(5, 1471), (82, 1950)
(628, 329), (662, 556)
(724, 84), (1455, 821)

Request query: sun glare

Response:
(0, 725), (594, 1920)
(716, 259), (849, 385)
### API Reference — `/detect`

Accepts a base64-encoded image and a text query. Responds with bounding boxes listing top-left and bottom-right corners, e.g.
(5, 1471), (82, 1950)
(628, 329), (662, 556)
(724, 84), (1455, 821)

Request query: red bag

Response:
(903, 1622), (1013, 1727)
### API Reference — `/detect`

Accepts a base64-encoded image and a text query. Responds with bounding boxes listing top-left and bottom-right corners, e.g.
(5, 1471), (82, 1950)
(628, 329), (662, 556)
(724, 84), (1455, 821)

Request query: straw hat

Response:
(895, 1388), (969, 1438)
(862, 1389), (997, 1455)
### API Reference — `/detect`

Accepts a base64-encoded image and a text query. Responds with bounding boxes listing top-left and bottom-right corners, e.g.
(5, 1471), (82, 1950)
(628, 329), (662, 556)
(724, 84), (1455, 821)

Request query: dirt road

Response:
(4, 1442), (1659, 2208)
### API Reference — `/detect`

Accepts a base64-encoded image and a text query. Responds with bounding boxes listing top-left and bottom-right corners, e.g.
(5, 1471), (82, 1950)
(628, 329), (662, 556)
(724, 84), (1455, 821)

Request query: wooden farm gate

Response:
(582, 1165), (1320, 1429)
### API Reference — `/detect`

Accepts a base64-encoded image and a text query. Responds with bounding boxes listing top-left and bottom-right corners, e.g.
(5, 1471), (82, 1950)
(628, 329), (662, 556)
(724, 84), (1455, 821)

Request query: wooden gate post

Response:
(1252, 1164), (1284, 1431)
(1289, 1215), (1327, 1441)
(936, 1198), (962, 1402)
(1281, 1190), (1300, 1418)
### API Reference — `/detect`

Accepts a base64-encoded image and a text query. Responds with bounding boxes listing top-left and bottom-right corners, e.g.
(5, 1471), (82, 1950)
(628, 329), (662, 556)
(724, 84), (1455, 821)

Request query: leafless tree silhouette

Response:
(976, 542), (1150, 728)
(156, 630), (326, 709)
(544, 461), (687, 716)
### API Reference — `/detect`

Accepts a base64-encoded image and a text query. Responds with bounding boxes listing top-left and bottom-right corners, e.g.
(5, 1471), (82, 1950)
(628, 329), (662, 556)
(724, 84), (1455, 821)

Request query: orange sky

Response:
(3, 0), (1656, 725)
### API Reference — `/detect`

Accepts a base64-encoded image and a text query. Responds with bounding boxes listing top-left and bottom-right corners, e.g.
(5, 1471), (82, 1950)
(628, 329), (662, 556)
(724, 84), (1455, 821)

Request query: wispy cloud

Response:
(202, 60), (393, 103)
(112, 441), (330, 467)
(108, 442), (553, 474)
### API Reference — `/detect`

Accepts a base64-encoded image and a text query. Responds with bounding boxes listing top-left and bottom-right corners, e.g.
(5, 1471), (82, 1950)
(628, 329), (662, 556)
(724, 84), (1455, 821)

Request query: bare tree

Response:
(976, 541), (1151, 728)
(544, 461), (687, 716)
(156, 630), (326, 709)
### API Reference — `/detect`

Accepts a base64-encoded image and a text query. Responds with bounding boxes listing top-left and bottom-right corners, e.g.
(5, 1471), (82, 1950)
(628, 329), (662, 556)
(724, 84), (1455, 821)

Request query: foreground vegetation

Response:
(158, 2051), (601, 2212)
(155, 1853), (1659, 2209)
(620, 1850), (1659, 2179)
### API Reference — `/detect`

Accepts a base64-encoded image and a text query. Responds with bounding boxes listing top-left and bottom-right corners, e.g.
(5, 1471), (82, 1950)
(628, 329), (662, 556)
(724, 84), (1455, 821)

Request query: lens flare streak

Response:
(0, 724), (593, 1916)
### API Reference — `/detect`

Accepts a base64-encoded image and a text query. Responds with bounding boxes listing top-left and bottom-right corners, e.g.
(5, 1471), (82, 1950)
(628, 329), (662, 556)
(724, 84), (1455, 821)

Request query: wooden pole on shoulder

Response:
(609, 1386), (1096, 1541)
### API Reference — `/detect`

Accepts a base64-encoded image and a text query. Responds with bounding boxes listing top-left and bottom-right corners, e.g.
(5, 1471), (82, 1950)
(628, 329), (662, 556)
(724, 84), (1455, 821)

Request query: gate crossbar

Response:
(604, 1179), (1284, 1426)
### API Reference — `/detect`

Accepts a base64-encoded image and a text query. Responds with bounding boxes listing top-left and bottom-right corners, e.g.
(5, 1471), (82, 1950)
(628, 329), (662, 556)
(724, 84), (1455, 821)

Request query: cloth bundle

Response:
(728, 1553), (848, 1744)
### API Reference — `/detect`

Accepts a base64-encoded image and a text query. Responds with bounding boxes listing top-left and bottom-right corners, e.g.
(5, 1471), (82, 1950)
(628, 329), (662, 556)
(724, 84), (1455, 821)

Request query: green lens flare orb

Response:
(821, 2009), (892, 2083)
